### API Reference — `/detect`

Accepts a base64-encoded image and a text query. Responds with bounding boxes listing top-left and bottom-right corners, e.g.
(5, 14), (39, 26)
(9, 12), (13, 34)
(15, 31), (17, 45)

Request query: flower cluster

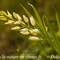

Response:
(0, 11), (43, 41)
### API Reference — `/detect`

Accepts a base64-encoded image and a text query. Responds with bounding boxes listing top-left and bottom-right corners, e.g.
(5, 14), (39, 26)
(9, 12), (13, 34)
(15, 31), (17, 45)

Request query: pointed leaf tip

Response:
(27, 2), (33, 7)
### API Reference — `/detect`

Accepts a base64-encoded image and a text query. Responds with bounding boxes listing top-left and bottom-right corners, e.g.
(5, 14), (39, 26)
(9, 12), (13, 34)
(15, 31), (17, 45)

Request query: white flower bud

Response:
(11, 26), (20, 30)
(17, 14), (22, 21)
(29, 36), (39, 40)
(4, 20), (14, 24)
(7, 11), (12, 19)
(0, 16), (7, 21)
(1, 11), (7, 16)
(29, 29), (39, 35)
(14, 21), (20, 24)
(13, 12), (17, 18)
(13, 12), (22, 21)
(23, 15), (29, 23)
(30, 16), (35, 26)
(20, 28), (29, 35)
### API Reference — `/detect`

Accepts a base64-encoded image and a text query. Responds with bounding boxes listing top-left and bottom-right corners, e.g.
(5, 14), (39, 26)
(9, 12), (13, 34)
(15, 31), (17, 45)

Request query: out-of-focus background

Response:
(0, 0), (60, 58)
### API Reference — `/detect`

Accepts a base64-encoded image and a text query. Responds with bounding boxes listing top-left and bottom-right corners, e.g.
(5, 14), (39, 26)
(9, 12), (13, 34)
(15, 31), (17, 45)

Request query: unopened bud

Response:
(14, 21), (20, 24)
(20, 28), (29, 35)
(11, 26), (20, 30)
(1, 11), (7, 16)
(7, 11), (12, 19)
(29, 36), (39, 40)
(13, 12), (22, 21)
(29, 29), (39, 35)
(0, 16), (7, 21)
(13, 12), (17, 18)
(23, 15), (29, 23)
(17, 14), (22, 21)
(4, 20), (14, 24)
(30, 16), (35, 26)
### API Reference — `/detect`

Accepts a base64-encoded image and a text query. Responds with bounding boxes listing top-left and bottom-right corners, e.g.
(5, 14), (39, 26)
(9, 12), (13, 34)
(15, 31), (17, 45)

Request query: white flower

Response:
(11, 26), (20, 30)
(20, 28), (29, 35)
(29, 36), (39, 40)
(30, 16), (35, 26)
(29, 29), (39, 35)
(4, 20), (14, 24)
(23, 15), (29, 23)
(13, 12), (22, 21)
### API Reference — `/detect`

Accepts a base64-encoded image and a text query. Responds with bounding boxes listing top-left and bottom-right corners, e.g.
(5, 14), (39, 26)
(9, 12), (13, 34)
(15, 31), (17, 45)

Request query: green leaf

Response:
(28, 2), (44, 29)
(20, 4), (31, 17)
(53, 7), (60, 33)
(44, 15), (60, 54)
(27, 2), (53, 48)
(20, 3), (60, 55)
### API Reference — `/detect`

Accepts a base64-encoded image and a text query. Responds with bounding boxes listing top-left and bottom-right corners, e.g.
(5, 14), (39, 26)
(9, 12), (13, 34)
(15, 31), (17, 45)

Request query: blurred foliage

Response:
(0, 0), (60, 60)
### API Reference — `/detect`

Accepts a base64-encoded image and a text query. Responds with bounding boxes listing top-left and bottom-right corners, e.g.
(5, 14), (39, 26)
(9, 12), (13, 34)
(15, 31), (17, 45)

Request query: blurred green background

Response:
(0, 0), (60, 59)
